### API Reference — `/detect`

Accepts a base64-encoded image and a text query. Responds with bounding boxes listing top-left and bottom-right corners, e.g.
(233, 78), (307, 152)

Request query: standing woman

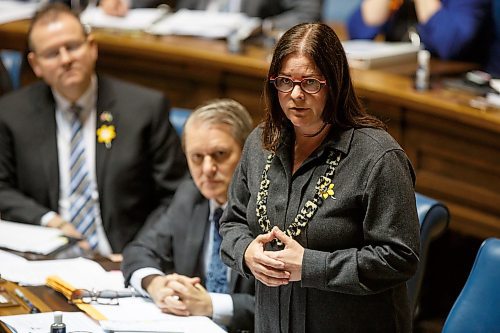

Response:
(220, 23), (420, 333)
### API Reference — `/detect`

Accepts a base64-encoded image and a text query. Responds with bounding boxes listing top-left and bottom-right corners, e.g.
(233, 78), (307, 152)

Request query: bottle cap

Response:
(54, 311), (63, 324)
(417, 49), (430, 66)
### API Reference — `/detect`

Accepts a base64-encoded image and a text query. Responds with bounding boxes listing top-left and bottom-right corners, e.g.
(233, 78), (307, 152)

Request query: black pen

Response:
(14, 288), (40, 313)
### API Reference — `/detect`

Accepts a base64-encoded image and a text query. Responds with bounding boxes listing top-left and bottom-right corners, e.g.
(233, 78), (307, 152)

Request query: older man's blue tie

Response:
(69, 104), (98, 249)
(206, 208), (228, 293)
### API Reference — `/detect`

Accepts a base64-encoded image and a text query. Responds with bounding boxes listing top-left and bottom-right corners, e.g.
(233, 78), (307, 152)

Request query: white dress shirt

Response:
(40, 75), (113, 256)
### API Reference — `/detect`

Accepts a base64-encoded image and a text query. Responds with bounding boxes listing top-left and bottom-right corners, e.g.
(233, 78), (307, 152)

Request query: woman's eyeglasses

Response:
(69, 288), (137, 306)
(269, 76), (327, 94)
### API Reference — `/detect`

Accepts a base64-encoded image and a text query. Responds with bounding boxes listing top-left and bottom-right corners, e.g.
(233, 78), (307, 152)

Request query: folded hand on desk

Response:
(145, 273), (213, 318)
(46, 215), (91, 250)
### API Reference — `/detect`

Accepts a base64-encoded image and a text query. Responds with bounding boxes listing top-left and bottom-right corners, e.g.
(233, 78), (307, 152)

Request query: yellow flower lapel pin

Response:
(97, 124), (116, 149)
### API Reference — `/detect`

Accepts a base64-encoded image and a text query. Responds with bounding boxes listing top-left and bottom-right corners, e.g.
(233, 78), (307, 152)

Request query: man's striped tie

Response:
(69, 104), (98, 249)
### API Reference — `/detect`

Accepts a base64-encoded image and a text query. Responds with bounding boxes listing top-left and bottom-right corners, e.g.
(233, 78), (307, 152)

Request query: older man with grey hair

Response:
(122, 98), (255, 333)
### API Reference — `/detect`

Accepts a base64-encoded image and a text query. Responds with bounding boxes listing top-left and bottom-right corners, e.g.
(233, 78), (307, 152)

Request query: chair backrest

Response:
(322, 0), (361, 23)
(0, 58), (13, 96)
(442, 238), (500, 333)
(169, 107), (191, 136)
(0, 50), (22, 90)
(408, 193), (449, 318)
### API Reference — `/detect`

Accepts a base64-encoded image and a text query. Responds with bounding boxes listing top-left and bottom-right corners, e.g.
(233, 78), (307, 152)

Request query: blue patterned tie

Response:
(206, 208), (228, 293)
(68, 104), (98, 249)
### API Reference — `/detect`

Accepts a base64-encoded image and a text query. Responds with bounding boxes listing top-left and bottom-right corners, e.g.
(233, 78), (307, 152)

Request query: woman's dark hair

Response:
(262, 23), (386, 151)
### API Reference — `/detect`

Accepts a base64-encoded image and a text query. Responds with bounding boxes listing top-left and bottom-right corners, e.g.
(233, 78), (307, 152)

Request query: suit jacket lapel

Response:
(36, 86), (59, 210)
(182, 200), (210, 276)
(95, 76), (117, 196)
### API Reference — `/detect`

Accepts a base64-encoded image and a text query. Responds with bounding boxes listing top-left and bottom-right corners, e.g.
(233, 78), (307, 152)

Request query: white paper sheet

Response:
(0, 220), (68, 255)
(97, 298), (227, 333)
(0, 311), (104, 333)
(0, 251), (125, 288)
(0, 1), (39, 24)
(147, 9), (261, 39)
(80, 7), (167, 30)
(342, 40), (420, 69)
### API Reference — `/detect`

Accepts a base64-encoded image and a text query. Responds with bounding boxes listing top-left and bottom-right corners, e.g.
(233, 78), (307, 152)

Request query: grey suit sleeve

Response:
(230, 292), (255, 332)
(121, 190), (179, 285)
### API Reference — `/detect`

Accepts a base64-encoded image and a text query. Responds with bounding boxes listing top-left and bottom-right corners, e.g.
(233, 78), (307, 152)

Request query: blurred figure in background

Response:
(99, 0), (321, 30)
(348, 0), (499, 76)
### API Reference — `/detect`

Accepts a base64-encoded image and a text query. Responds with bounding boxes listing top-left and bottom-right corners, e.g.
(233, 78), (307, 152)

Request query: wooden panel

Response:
(405, 111), (500, 238)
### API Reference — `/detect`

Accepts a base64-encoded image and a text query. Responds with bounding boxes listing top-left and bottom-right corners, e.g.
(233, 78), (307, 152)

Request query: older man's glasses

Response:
(270, 76), (327, 94)
(70, 289), (136, 305)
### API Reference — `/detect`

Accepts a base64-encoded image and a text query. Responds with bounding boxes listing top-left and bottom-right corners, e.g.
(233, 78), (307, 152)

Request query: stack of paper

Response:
(80, 7), (168, 31)
(0, 220), (68, 255)
(147, 9), (261, 39)
(0, 312), (104, 333)
(0, 1), (38, 24)
(342, 40), (420, 69)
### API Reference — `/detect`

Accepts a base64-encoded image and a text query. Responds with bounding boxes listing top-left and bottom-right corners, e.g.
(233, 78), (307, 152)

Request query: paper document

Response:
(0, 1), (39, 24)
(0, 311), (104, 333)
(147, 9), (261, 39)
(342, 40), (420, 69)
(97, 297), (227, 332)
(0, 220), (68, 255)
(0, 251), (125, 288)
(81, 7), (168, 31)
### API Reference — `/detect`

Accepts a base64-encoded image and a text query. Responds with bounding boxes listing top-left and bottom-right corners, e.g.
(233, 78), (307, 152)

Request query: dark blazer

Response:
(0, 75), (187, 252)
(122, 179), (255, 333)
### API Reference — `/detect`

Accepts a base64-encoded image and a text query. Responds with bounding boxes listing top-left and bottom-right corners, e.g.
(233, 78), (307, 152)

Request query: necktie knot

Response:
(213, 207), (224, 232)
(69, 104), (83, 123)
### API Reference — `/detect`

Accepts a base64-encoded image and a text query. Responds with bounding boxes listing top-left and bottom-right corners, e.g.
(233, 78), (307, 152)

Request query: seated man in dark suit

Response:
(0, 3), (187, 255)
(122, 99), (255, 332)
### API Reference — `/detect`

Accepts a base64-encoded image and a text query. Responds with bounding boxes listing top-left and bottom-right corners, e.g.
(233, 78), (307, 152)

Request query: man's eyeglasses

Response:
(36, 40), (88, 61)
(69, 288), (137, 306)
(269, 76), (327, 94)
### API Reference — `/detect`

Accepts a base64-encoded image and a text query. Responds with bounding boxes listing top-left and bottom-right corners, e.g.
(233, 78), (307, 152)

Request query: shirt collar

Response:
(209, 199), (227, 218)
(52, 74), (97, 122)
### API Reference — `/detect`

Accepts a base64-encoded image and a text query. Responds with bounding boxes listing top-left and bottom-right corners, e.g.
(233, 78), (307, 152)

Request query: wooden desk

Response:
(1, 20), (499, 239)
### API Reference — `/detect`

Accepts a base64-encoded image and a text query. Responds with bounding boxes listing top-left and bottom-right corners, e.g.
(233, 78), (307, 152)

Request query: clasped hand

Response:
(244, 226), (304, 287)
(146, 274), (213, 317)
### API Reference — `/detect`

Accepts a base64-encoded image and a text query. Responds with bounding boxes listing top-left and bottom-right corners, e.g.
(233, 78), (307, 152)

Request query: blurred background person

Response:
(220, 23), (420, 333)
(0, 3), (187, 256)
(122, 99), (255, 333)
(99, 0), (322, 30)
(347, 0), (499, 76)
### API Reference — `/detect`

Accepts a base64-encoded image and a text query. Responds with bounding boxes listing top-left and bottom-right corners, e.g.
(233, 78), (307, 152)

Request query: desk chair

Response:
(169, 107), (191, 136)
(0, 59), (12, 96)
(408, 193), (449, 318)
(442, 237), (500, 333)
(0, 50), (22, 90)
(322, 0), (361, 23)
